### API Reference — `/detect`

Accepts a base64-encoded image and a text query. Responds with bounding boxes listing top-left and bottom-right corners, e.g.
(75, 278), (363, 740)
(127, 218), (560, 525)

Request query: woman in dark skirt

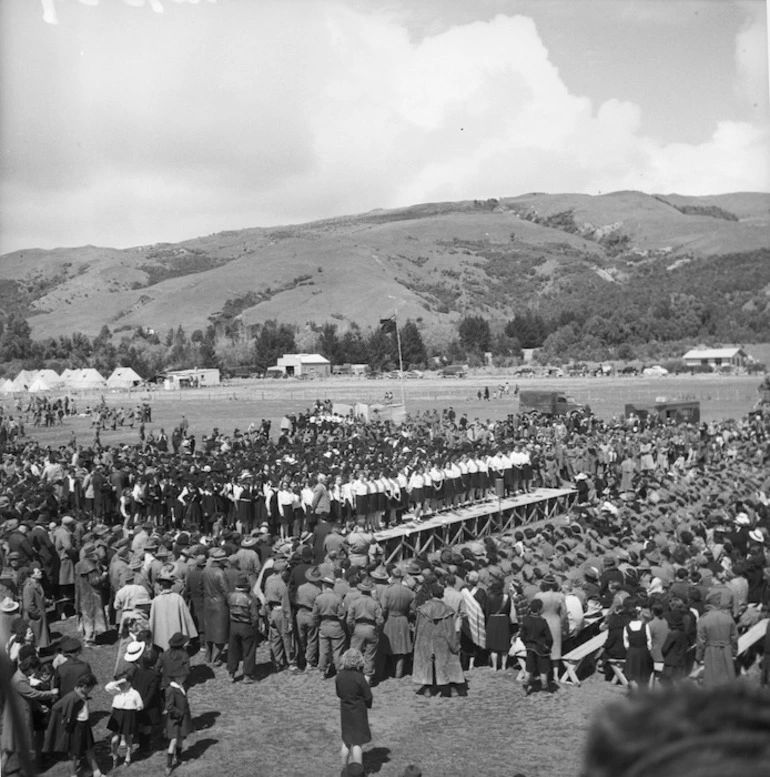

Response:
(335, 647), (373, 771)
(484, 579), (514, 671)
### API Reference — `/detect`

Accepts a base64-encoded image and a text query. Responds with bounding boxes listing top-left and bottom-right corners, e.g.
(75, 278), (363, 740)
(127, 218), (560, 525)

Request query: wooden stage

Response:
(374, 487), (577, 564)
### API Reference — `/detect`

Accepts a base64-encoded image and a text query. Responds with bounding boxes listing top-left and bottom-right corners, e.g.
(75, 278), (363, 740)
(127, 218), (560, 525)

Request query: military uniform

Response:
(312, 587), (347, 675)
(264, 571), (291, 670)
(295, 580), (321, 669)
(346, 591), (383, 678)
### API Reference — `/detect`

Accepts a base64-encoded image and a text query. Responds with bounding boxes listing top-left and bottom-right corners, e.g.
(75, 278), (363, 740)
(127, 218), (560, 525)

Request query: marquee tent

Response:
(65, 368), (106, 389)
(106, 367), (143, 389)
(28, 376), (54, 393)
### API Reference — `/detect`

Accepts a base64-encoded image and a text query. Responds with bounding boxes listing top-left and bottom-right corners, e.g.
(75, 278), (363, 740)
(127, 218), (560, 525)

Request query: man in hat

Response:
(183, 551), (207, 637)
(53, 516), (77, 618)
(295, 565), (323, 671)
(74, 543), (108, 646)
(30, 513), (58, 593)
(149, 570), (197, 652)
(201, 549), (230, 666)
(381, 567), (415, 679)
(22, 566), (51, 648)
(232, 535), (262, 589)
(263, 558), (291, 672)
(695, 589), (738, 687)
(346, 576), (383, 684)
(6, 519), (34, 567)
(114, 562), (153, 629)
(312, 573), (347, 678)
(226, 574), (262, 683)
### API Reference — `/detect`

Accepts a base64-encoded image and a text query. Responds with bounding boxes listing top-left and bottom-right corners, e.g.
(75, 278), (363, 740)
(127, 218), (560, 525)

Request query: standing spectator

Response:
(74, 543), (108, 646)
(22, 567), (50, 648)
(105, 673), (144, 770)
(54, 637), (93, 696)
(412, 584), (465, 695)
(312, 573), (347, 678)
(380, 568), (415, 679)
(201, 549), (230, 666)
(335, 647), (373, 772)
(346, 577), (382, 684)
(164, 667), (194, 776)
(226, 574), (261, 684)
(519, 598), (553, 695)
(52, 516), (77, 619)
(622, 603), (653, 690)
(660, 610), (689, 686)
(695, 590), (738, 687)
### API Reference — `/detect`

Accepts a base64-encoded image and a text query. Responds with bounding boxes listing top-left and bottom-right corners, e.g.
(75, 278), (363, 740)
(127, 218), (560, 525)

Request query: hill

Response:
(1, 190), (769, 341)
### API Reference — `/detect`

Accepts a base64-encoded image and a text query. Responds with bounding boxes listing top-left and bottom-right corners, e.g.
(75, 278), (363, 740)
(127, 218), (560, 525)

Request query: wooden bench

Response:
(560, 631), (608, 686)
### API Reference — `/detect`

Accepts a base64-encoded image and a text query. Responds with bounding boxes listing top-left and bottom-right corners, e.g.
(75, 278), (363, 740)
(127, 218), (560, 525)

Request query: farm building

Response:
(682, 347), (749, 370)
(106, 367), (144, 389)
(274, 353), (332, 378)
(164, 368), (220, 389)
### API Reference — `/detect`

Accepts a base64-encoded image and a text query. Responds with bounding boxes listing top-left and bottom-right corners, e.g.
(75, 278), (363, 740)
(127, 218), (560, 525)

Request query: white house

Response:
(274, 353), (331, 378)
(682, 347), (748, 370)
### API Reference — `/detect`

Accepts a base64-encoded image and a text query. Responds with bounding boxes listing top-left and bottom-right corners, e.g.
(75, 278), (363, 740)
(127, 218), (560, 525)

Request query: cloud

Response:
(734, 3), (769, 107)
(2, 2), (769, 253)
(40, 0), (215, 25)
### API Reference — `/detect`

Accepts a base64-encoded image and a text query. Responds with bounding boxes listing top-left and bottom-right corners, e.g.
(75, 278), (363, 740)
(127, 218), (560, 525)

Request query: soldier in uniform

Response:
(346, 577), (383, 684)
(312, 574), (347, 678)
(226, 574), (262, 684)
(295, 565), (323, 671)
(264, 558), (291, 671)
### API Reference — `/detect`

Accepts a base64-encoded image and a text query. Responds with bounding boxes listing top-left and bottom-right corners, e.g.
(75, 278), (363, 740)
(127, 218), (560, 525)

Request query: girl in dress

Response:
(622, 603), (653, 691)
(105, 672), (144, 769)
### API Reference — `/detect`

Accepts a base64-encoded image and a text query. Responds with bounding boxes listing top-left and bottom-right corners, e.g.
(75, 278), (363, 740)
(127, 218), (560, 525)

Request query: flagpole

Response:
(394, 309), (406, 408)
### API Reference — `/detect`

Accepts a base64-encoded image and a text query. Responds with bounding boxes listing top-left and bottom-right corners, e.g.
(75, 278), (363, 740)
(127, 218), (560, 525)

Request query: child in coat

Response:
(162, 632), (194, 776)
(519, 598), (554, 694)
(43, 672), (103, 777)
(105, 673), (144, 769)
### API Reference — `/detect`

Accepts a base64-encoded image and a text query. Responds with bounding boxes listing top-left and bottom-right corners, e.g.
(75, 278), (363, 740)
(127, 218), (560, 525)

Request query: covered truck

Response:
(518, 390), (588, 416)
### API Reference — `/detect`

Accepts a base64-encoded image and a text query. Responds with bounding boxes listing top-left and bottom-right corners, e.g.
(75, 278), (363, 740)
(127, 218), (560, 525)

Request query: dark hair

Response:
(76, 672), (98, 689)
(19, 655), (40, 675)
(529, 598), (543, 615)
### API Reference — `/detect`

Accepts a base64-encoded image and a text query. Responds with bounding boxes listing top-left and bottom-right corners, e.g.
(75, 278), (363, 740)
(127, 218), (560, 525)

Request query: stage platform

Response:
(374, 487), (577, 564)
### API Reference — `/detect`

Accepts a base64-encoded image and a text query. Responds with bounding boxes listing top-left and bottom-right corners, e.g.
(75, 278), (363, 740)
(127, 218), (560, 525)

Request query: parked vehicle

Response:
(625, 400), (700, 424)
(518, 390), (589, 416)
(440, 364), (468, 378)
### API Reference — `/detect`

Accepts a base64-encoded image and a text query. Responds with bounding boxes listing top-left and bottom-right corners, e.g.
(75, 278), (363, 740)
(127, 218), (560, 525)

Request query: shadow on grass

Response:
(193, 710), (220, 731)
(254, 659), (275, 681)
(187, 663), (216, 688)
(363, 746), (391, 774)
(184, 736), (218, 762)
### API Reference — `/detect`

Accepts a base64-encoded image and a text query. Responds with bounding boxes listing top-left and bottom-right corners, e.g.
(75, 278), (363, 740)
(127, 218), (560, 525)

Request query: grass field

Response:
(8, 373), (763, 451)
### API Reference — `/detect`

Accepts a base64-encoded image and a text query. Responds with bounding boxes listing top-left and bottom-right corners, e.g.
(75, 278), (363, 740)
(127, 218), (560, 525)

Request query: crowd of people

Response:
(0, 395), (769, 775)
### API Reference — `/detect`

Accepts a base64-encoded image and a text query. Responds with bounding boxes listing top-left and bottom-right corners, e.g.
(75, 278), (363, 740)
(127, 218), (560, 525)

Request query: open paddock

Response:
(8, 373), (762, 450)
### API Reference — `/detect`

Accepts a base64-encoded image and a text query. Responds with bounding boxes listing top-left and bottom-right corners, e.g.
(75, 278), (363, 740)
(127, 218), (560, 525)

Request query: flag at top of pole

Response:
(379, 316), (397, 334)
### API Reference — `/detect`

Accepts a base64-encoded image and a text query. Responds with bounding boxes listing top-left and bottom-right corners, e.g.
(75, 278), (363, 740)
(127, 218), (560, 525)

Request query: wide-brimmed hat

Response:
(734, 512), (750, 526)
(305, 566), (323, 583)
(370, 565), (389, 582)
(209, 548), (227, 561)
(241, 536), (259, 548)
(168, 632), (188, 649)
(0, 596), (19, 613)
(124, 641), (146, 663)
(749, 529), (764, 543)
(357, 576), (375, 592)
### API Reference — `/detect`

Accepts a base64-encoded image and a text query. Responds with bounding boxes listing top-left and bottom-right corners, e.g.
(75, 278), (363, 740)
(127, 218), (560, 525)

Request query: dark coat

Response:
(43, 689), (86, 753)
(202, 564), (230, 643)
(335, 668), (372, 747)
(54, 657), (93, 697)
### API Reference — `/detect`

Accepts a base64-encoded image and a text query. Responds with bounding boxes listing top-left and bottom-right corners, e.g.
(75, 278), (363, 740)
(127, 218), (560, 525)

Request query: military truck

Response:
(518, 390), (588, 415)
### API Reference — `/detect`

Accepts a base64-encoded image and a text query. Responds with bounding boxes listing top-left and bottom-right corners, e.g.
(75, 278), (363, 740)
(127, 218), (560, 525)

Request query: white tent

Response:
(36, 369), (61, 386)
(106, 367), (143, 389)
(27, 376), (53, 393)
(69, 368), (106, 389)
(0, 379), (15, 394)
(13, 370), (37, 390)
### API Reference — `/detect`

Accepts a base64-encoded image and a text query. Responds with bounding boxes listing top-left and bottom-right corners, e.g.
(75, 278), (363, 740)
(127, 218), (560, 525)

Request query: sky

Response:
(0, 0), (768, 253)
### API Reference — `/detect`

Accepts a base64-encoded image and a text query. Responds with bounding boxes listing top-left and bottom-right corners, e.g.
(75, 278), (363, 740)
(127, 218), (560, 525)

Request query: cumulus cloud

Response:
(2, 2), (768, 252)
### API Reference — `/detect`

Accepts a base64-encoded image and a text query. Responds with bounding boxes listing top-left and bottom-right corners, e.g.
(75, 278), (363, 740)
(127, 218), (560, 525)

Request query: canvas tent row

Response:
(0, 379), (15, 394)
(65, 368), (106, 389)
(28, 375), (54, 393)
(106, 367), (143, 388)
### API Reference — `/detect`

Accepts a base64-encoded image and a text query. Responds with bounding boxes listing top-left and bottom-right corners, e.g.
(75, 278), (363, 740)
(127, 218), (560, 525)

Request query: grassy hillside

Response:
(1, 190), (768, 340)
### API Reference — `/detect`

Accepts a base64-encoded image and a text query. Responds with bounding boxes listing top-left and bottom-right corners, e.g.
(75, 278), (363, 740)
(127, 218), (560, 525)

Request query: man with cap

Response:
(226, 574), (262, 683)
(30, 513), (59, 593)
(6, 519), (34, 567)
(295, 565), (323, 671)
(52, 517), (78, 618)
(312, 573), (347, 678)
(381, 567), (416, 679)
(346, 577), (383, 684)
(149, 570), (198, 652)
(201, 549), (230, 666)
